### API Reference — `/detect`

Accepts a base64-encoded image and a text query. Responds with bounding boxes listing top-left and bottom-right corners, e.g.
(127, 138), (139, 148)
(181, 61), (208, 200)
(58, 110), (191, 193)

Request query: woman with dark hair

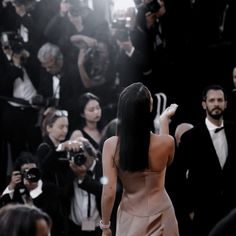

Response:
(100, 82), (179, 236)
(70, 92), (103, 151)
(0, 204), (52, 236)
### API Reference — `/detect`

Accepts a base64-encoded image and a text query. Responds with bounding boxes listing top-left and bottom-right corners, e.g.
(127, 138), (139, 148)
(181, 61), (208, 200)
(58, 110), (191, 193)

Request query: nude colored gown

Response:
(115, 168), (179, 236)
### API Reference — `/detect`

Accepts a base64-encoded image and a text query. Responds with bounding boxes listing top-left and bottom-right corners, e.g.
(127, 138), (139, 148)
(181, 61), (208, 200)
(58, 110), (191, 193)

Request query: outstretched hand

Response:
(159, 103), (178, 135)
(160, 103), (178, 121)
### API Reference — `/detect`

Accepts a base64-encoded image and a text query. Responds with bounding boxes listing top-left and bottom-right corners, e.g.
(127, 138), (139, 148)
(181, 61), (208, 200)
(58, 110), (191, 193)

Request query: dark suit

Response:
(64, 158), (121, 236)
(0, 48), (42, 162)
(37, 64), (83, 131)
(36, 135), (74, 188)
(0, 181), (64, 236)
(208, 208), (236, 236)
(172, 121), (236, 236)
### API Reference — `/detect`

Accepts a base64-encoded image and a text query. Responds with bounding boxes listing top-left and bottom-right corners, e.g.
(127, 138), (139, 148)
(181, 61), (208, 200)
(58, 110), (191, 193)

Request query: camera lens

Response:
(23, 168), (41, 182)
(69, 150), (87, 166)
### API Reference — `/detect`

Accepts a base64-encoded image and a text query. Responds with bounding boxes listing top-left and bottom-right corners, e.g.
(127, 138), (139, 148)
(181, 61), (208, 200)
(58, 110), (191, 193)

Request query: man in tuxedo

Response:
(0, 151), (64, 236)
(172, 84), (236, 236)
(36, 42), (83, 131)
(62, 137), (121, 236)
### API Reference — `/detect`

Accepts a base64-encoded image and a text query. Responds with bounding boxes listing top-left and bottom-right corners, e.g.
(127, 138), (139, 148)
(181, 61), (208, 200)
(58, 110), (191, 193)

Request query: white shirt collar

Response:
(205, 118), (224, 132)
(30, 179), (43, 199)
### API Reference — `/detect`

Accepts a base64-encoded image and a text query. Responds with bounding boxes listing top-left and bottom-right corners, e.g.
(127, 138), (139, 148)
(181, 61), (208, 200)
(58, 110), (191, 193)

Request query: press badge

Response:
(82, 220), (96, 231)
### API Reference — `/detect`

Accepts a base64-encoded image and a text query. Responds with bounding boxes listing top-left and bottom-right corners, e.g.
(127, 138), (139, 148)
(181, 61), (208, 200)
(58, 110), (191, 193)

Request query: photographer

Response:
(36, 108), (79, 187)
(65, 136), (104, 236)
(130, 0), (167, 93)
(71, 35), (117, 123)
(36, 108), (105, 235)
(0, 151), (64, 236)
(36, 42), (82, 131)
(0, 31), (42, 162)
(111, 17), (151, 90)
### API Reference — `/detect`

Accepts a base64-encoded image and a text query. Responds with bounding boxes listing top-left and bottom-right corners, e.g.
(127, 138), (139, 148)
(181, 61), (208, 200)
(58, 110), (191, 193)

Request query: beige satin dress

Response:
(116, 168), (179, 236)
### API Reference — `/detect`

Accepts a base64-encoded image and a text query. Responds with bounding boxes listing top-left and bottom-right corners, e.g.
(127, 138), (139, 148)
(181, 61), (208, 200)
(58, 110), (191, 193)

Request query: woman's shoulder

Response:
(104, 135), (118, 146)
(37, 136), (54, 152)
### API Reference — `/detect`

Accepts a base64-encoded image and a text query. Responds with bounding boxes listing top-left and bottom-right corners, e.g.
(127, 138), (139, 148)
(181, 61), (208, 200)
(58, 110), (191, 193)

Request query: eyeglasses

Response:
(54, 110), (68, 117)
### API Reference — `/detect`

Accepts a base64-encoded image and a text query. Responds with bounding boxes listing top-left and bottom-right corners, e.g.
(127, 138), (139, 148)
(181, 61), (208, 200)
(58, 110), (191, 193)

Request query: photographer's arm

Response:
(0, 51), (24, 96)
(78, 48), (92, 89)
(77, 49), (105, 88)
(1, 171), (21, 198)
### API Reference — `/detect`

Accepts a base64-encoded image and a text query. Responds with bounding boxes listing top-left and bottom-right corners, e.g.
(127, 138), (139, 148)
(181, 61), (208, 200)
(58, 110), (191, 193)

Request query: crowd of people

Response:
(0, 0), (236, 235)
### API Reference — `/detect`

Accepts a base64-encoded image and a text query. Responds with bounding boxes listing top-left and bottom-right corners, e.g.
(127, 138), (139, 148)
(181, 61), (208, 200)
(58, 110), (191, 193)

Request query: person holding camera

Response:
(37, 108), (107, 235)
(65, 137), (105, 236)
(36, 108), (79, 187)
(0, 31), (42, 163)
(110, 14), (150, 90)
(0, 151), (64, 236)
(36, 42), (83, 131)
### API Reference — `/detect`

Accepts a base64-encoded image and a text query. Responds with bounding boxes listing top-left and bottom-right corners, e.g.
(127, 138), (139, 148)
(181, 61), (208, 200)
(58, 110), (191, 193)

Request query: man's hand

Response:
(9, 171), (22, 190)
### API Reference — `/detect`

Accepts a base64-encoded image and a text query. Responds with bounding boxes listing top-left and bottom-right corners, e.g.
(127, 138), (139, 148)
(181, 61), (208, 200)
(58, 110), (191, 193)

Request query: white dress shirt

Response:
(69, 160), (100, 226)
(205, 118), (228, 168)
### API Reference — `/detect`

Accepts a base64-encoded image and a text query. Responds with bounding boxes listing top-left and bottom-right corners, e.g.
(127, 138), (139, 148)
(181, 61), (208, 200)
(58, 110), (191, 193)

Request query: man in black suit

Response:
(62, 137), (121, 236)
(36, 42), (83, 131)
(208, 208), (236, 236)
(0, 151), (64, 236)
(172, 84), (236, 236)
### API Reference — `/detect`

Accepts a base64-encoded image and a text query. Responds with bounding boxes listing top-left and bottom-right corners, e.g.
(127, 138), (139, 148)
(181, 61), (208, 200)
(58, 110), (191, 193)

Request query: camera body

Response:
(67, 149), (87, 166)
(111, 18), (130, 42)
(21, 168), (41, 182)
(1, 31), (25, 54)
(31, 95), (59, 108)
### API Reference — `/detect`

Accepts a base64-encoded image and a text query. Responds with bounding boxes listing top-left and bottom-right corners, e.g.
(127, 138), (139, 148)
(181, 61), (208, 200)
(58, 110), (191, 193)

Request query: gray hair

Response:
(37, 42), (63, 64)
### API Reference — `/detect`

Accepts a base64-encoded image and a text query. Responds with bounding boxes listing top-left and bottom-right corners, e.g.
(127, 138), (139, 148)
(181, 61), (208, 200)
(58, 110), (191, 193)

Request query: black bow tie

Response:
(215, 127), (224, 133)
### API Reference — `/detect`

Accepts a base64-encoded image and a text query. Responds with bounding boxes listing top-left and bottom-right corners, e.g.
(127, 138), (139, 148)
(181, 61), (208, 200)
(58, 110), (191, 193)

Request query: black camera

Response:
(145, 0), (161, 15)
(21, 168), (41, 182)
(68, 149), (87, 166)
(1, 31), (25, 54)
(111, 19), (130, 42)
(31, 95), (59, 108)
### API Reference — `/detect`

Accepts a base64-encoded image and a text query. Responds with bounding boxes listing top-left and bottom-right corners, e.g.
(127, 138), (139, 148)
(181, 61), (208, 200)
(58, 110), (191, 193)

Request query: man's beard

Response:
(208, 108), (224, 120)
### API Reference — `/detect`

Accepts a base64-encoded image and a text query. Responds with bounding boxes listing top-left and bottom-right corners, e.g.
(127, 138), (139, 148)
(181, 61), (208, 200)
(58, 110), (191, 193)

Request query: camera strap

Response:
(0, 95), (32, 108)
(87, 192), (91, 218)
(86, 170), (94, 218)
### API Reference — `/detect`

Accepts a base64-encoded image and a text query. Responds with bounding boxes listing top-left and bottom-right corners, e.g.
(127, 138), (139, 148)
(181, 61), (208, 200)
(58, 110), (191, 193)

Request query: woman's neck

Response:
(84, 122), (98, 131)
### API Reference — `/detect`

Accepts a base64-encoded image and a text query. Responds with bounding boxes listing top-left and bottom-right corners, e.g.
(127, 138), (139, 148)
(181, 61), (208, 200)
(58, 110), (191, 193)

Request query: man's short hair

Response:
(37, 42), (63, 64)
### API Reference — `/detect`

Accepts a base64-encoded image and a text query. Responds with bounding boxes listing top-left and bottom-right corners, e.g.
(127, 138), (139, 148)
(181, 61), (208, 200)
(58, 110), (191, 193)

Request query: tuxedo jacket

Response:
(62, 157), (121, 234)
(0, 181), (64, 236)
(208, 208), (236, 236)
(174, 121), (236, 235)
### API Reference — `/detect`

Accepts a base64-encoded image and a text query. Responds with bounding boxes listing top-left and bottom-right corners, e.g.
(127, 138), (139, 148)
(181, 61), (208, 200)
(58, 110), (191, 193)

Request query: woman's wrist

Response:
(99, 220), (111, 230)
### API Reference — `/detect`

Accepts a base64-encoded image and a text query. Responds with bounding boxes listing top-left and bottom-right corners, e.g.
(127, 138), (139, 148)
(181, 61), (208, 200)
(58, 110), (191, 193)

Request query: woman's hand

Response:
(159, 103), (178, 135)
(160, 103), (178, 121)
